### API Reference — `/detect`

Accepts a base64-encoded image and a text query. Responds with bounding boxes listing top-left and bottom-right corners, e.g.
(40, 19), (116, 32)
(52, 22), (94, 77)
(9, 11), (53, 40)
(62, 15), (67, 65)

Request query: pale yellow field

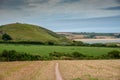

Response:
(0, 60), (120, 80)
(0, 61), (55, 80)
(59, 60), (120, 80)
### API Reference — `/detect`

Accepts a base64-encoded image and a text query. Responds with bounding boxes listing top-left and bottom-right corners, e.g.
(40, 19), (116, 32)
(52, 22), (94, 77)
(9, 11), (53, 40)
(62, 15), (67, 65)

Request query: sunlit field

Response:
(0, 60), (119, 80)
(0, 44), (120, 56)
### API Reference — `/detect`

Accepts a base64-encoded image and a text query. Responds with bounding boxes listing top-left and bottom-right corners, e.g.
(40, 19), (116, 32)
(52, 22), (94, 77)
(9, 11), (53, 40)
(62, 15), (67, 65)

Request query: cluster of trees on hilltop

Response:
(0, 31), (12, 41)
(2, 33), (12, 41)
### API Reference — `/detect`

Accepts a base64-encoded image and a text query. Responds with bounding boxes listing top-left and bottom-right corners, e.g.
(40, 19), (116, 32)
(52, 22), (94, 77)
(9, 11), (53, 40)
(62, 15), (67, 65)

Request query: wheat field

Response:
(59, 60), (120, 80)
(0, 60), (120, 80)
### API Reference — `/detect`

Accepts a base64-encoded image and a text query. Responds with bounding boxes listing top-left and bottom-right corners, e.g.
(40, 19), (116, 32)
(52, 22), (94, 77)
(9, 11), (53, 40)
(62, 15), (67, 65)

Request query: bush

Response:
(70, 52), (86, 59)
(72, 41), (84, 46)
(0, 50), (42, 61)
(107, 50), (120, 59)
(1, 50), (120, 61)
(2, 33), (12, 41)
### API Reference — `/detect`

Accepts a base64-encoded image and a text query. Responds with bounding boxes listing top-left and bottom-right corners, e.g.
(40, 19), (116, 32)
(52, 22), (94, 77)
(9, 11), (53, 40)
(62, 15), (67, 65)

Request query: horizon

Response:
(0, 22), (120, 33)
(0, 0), (120, 33)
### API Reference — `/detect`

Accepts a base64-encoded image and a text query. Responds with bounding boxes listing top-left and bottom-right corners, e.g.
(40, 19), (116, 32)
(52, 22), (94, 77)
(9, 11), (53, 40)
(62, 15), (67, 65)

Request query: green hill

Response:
(0, 23), (70, 44)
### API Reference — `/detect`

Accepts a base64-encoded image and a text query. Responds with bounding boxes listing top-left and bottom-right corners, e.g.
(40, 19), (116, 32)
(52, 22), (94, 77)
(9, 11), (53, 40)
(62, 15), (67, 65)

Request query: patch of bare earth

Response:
(58, 60), (120, 80)
(0, 61), (55, 80)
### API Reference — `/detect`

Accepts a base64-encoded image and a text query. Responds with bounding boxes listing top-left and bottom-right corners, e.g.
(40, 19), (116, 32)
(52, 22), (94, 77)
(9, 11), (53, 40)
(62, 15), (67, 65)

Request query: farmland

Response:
(0, 61), (55, 80)
(59, 60), (120, 80)
(0, 44), (120, 57)
(0, 60), (120, 80)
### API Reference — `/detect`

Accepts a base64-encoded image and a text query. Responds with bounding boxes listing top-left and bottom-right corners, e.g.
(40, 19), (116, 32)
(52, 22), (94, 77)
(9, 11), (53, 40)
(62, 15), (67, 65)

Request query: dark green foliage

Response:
(70, 52), (86, 59)
(49, 52), (87, 60)
(90, 43), (106, 47)
(107, 50), (120, 59)
(0, 50), (42, 61)
(49, 52), (66, 60)
(0, 41), (45, 45)
(49, 52), (65, 57)
(48, 50), (120, 60)
(2, 33), (12, 41)
(72, 41), (84, 46)
(47, 41), (55, 45)
(99, 50), (120, 59)
(0, 50), (120, 61)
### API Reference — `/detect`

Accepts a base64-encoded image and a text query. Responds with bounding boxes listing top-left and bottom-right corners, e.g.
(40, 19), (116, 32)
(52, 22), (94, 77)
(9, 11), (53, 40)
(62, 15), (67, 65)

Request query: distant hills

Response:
(0, 23), (70, 44)
(57, 32), (120, 40)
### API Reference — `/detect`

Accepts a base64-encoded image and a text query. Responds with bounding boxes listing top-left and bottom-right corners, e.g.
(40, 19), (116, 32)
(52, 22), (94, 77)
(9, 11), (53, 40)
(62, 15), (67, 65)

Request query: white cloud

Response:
(0, 0), (120, 23)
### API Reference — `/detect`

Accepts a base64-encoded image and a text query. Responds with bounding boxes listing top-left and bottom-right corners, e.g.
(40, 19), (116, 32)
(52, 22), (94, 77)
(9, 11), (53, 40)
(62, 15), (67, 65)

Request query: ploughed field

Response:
(0, 60), (120, 80)
(0, 44), (120, 56)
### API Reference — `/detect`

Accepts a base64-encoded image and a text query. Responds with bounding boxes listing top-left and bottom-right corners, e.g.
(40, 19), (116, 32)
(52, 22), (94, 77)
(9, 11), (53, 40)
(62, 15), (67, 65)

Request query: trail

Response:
(55, 63), (63, 80)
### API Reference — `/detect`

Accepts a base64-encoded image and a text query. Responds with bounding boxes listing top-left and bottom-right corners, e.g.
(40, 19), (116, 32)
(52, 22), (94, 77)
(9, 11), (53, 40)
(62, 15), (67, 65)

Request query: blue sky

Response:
(0, 0), (120, 33)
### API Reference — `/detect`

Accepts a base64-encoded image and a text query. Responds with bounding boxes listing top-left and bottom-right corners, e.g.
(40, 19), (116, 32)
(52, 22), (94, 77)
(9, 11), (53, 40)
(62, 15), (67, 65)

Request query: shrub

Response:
(2, 33), (12, 41)
(107, 50), (120, 59)
(71, 52), (86, 59)
(49, 52), (65, 57)
(0, 50), (42, 61)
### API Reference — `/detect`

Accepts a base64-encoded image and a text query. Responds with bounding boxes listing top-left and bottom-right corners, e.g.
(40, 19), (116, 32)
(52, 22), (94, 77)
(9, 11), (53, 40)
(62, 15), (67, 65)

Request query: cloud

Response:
(28, 0), (49, 4)
(0, 0), (49, 10)
(0, 0), (25, 9)
(54, 15), (120, 23)
(0, 0), (27, 9)
(116, 0), (120, 4)
(59, 0), (80, 3)
(0, 0), (120, 24)
(104, 6), (120, 10)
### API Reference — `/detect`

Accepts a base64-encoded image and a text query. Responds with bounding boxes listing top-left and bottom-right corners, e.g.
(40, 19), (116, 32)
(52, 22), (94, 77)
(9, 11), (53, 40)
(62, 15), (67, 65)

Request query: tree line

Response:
(0, 50), (120, 61)
(0, 33), (120, 47)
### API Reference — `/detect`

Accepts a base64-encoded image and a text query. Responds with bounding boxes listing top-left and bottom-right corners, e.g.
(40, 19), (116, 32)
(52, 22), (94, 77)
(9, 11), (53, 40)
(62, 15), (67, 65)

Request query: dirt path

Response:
(55, 63), (63, 80)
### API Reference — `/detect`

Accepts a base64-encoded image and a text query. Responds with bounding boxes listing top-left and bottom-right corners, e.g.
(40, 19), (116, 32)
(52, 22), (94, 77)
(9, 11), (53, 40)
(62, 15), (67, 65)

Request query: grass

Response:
(0, 23), (68, 42)
(0, 44), (120, 56)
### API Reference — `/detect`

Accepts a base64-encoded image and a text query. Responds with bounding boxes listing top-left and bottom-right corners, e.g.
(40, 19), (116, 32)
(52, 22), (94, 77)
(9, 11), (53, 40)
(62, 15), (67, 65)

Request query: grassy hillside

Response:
(0, 23), (70, 43)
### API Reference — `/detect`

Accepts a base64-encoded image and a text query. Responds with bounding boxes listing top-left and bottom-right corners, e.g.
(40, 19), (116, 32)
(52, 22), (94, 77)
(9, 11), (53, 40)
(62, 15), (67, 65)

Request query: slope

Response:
(0, 23), (70, 43)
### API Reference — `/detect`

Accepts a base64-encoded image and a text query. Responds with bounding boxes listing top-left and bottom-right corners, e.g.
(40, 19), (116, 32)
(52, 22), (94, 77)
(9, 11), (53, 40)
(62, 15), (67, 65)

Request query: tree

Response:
(2, 33), (12, 41)
(107, 50), (120, 59)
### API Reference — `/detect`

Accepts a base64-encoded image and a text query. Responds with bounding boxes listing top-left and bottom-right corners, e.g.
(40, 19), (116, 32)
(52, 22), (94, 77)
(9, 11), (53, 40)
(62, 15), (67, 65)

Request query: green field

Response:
(0, 44), (120, 57)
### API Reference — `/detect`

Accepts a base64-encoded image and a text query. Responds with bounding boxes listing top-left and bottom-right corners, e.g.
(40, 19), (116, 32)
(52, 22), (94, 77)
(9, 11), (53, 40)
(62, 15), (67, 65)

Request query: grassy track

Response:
(0, 44), (120, 56)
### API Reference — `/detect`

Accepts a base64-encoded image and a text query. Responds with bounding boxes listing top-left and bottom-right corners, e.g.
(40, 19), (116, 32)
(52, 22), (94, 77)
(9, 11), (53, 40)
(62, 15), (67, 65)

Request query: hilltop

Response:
(0, 23), (70, 44)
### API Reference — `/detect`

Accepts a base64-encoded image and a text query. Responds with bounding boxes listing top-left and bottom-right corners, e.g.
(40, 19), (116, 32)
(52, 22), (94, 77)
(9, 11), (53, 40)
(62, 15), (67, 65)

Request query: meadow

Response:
(0, 44), (120, 56)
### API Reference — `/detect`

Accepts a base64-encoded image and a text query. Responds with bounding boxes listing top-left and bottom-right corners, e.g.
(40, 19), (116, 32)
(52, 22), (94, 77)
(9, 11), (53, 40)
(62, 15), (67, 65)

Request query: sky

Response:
(0, 0), (120, 33)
